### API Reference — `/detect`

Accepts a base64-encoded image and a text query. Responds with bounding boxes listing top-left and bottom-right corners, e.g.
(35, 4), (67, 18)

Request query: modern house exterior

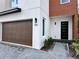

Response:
(0, 0), (78, 49)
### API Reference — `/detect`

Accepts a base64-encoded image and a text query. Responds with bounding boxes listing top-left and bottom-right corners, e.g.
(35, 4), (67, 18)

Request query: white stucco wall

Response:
(0, 0), (49, 49)
(50, 16), (72, 40)
(0, 8), (41, 49)
(0, 0), (11, 11)
(0, 0), (42, 49)
(0, 23), (2, 41)
(18, 0), (40, 10)
(40, 0), (49, 15)
(40, 0), (49, 48)
(40, 11), (49, 48)
(0, 0), (40, 10)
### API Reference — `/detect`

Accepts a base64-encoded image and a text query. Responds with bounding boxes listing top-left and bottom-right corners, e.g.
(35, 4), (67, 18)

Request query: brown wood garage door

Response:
(2, 20), (32, 46)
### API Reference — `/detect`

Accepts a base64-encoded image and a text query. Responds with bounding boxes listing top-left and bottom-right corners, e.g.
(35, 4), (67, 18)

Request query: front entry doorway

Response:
(61, 21), (68, 39)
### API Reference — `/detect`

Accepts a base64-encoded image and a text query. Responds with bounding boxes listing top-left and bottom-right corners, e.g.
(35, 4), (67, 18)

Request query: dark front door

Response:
(61, 21), (68, 39)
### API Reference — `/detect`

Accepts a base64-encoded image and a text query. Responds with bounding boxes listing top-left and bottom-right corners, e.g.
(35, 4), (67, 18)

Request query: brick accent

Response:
(49, 0), (78, 40)
(73, 15), (78, 40)
(49, 0), (78, 16)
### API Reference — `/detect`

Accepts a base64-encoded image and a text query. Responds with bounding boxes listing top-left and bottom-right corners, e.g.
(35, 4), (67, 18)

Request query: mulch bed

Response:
(69, 45), (79, 59)
(41, 42), (55, 51)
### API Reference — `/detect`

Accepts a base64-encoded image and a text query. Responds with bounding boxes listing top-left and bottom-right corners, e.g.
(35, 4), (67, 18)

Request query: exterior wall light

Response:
(35, 18), (38, 26)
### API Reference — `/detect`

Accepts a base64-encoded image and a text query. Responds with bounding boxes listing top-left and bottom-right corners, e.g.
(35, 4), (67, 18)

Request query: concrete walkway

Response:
(48, 42), (71, 59)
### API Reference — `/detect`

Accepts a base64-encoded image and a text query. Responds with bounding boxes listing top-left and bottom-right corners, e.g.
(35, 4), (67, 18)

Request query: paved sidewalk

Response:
(48, 42), (71, 59)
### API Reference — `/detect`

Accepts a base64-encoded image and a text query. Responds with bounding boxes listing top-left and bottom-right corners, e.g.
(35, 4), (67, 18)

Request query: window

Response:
(11, 0), (18, 8)
(42, 18), (45, 36)
(60, 0), (70, 4)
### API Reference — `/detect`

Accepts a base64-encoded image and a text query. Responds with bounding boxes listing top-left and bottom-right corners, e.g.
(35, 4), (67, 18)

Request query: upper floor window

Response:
(60, 0), (70, 4)
(11, 0), (18, 8)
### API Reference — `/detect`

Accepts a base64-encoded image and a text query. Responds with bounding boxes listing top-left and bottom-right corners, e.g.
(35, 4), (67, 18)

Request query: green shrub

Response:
(43, 37), (54, 48)
(48, 37), (54, 45)
(43, 39), (49, 48)
(70, 41), (79, 56)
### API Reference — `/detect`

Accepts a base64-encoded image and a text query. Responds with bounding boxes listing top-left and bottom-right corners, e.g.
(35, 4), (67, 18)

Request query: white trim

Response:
(60, 0), (70, 4)
(2, 19), (33, 48)
(0, 41), (32, 48)
(50, 15), (72, 19)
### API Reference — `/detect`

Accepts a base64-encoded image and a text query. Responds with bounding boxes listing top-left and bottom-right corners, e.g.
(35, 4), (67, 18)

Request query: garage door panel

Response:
(2, 20), (32, 46)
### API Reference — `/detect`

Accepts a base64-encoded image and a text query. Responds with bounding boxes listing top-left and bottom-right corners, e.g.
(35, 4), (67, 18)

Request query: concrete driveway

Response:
(0, 42), (53, 59)
(0, 42), (73, 59)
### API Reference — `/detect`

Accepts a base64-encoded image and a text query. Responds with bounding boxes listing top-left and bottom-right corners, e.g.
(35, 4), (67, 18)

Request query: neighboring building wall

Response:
(49, 0), (77, 16)
(49, 0), (78, 39)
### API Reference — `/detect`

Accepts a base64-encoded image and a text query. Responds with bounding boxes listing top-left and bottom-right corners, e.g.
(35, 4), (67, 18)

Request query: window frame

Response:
(11, 0), (18, 8)
(42, 18), (45, 36)
(60, 0), (70, 4)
